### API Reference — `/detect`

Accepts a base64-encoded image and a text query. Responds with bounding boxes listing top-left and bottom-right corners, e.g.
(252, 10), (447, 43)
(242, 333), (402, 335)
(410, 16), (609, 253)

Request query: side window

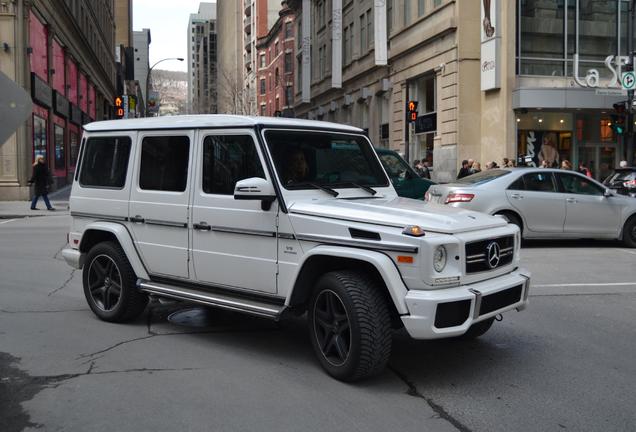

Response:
(557, 173), (604, 196)
(139, 136), (190, 192)
(507, 176), (525, 191)
(522, 172), (556, 192)
(79, 136), (131, 188)
(202, 135), (265, 195)
(379, 153), (412, 180)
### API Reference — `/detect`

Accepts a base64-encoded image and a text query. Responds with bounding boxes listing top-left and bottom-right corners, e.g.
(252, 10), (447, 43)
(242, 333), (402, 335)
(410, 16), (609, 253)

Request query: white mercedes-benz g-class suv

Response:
(63, 115), (530, 381)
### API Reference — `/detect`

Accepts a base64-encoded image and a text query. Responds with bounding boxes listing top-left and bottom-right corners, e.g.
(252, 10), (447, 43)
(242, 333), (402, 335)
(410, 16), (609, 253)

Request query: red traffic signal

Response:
(114, 96), (125, 119)
(407, 100), (418, 122)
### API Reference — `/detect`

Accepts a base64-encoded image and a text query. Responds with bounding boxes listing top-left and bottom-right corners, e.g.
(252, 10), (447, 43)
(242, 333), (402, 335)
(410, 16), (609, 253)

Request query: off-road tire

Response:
(308, 270), (392, 381)
(622, 217), (636, 248)
(83, 241), (148, 322)
(458, 317), (495, 340)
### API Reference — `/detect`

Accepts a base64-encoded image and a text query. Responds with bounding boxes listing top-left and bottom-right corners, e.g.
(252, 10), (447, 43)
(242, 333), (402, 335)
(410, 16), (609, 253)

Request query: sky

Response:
(133, 0), (211, 72)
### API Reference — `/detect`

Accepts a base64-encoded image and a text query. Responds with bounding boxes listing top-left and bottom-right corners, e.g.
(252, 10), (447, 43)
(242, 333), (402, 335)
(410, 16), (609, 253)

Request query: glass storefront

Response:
(516, 110), (622, 180)
(33, 114), (47, 160)
(54, 124), (65, 171)
(517, 0), (632, 77)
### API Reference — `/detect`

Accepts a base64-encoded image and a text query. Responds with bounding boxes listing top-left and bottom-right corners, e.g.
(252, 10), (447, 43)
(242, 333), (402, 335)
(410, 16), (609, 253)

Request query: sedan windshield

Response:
(264, 130), (389, 190)
(456, 169), (510, 185)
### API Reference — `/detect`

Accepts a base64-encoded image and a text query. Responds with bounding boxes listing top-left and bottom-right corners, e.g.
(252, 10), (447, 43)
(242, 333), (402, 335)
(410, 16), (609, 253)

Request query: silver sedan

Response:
(425, 168), (636, 247)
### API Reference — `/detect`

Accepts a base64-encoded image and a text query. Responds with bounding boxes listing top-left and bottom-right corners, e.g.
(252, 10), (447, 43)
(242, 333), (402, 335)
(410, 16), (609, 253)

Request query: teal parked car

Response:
(375, 148), (435, 200)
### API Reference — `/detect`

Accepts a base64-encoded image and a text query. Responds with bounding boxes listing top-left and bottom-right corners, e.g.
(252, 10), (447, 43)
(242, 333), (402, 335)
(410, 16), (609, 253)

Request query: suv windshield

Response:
(264, 130), (389, 190)
(456, 169), (510, 185)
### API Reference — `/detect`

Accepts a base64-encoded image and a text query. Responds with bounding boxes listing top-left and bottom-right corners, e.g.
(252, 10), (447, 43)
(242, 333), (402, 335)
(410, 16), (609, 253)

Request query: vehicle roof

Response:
(83, 115), (364, 133)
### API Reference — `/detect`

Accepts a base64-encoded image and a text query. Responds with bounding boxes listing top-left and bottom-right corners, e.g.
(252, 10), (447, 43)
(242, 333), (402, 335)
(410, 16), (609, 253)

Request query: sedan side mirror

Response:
(234, 177), (277, 210)
(603, 189), (614, 198)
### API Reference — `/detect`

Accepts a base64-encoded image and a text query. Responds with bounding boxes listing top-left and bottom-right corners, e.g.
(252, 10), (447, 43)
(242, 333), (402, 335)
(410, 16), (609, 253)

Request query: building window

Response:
(387, 0), (393, 33)
(360, 13), (367, 54)
(260, 54), (266, 68)
(54, 124), (65, 171)
(260, 104), (266, 116)
(433, 0), (442, 6)
(260, 78), (266, 95)
(285, 85), (293, 106)
(275, 68), (280, 86)
(69, 131), (79, 167)
(367, 9), (373, 48)
(285, 21), (293, 38)
(319, 45), (326, 79)
(284, 52), (292, 73)
(404, 0), (411, 25)
(33, 114), (47, 160)
(418, 0), (426, 16)
(275, 41), (279, 56)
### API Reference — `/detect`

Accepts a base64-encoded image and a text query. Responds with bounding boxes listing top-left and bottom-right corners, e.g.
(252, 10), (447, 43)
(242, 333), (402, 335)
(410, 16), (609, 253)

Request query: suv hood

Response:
(288, 197), (506, 234)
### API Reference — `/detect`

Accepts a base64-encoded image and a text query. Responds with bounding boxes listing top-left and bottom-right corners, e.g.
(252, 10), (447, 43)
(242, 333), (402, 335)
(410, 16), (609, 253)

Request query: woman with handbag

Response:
(28, 155), (55, 211)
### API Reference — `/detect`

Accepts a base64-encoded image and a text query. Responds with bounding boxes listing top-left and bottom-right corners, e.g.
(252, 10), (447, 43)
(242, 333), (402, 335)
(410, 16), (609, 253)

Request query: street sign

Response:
(0, 71), (33, 145)
(621, 71), (636, 90)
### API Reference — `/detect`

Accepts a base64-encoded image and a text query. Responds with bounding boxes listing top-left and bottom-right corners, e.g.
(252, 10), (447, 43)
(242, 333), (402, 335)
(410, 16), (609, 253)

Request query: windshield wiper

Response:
(335, 182), (378, 196)
(290, 181), (339, 197)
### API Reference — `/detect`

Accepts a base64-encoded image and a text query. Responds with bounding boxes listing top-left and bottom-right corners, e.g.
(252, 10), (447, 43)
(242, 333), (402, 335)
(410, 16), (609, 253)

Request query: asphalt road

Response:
(1, 214), (635, 432)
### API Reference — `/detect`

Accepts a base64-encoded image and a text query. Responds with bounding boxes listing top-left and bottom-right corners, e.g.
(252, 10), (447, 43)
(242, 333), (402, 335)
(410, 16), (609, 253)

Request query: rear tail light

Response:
(445, 193), (475, 204)
(624, 179), (636, 188)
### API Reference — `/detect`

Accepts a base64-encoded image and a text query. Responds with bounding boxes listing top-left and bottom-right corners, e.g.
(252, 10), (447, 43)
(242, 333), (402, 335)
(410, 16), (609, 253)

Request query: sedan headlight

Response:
(433, 245), (447, 272)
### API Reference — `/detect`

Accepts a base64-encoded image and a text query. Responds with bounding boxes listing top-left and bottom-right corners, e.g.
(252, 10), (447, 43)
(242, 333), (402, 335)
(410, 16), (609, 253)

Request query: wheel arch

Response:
(287, 246), (409, 317)
(620, 212), (636, 240)
(79, 222), (149, 280)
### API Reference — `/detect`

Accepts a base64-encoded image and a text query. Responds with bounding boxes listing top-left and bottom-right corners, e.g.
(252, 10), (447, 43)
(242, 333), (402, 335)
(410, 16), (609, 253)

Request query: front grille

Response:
(479, 284), (523, 316)
(465, 235), (514, 274)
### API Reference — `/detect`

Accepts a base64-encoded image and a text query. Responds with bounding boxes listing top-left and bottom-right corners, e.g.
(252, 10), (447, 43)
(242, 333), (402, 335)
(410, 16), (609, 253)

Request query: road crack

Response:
(389, 365), (472, 432)
(48, 269), (76, 296)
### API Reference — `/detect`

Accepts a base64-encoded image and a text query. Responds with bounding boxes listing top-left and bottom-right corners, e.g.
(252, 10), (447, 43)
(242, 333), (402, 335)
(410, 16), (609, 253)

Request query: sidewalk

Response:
(0, 186), (70, 219)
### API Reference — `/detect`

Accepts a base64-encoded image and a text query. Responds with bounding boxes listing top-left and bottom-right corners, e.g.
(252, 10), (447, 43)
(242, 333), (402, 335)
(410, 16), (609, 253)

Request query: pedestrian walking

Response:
(413, 159), (424, 177)
(473, 161), (482, 173)
(468, 159), (475, 173)
(28, 155), (55, 211)
(578, 162), (592, 178)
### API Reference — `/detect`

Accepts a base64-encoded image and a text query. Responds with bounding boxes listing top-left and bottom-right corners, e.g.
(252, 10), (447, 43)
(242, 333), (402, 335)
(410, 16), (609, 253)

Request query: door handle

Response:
(510, 193), (523, 199)
(130, 215), (145, 223)
(566, 198), (577, 203)
(193, 222), (211, 231)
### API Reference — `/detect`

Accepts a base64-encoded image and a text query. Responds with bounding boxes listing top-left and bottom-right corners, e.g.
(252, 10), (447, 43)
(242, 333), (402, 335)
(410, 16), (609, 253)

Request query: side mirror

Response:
(234, 177), (277, 209)
(604, 189), (614, 198)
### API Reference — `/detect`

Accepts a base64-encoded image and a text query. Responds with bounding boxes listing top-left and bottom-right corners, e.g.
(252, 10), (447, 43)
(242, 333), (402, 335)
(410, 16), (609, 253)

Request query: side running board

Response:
(138, 280), (286, 320)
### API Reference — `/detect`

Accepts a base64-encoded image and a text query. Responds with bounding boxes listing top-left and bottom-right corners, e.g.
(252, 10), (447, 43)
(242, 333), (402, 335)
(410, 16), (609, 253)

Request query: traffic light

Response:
(114, 96), (125, 119)
(611, 102), (627, 135)
(407, 100), (418, 123)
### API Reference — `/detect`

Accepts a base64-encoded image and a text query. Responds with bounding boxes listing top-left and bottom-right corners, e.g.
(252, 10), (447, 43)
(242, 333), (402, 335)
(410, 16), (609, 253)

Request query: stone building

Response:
(187, 2), (217, 114)
(0, 0), (117, 200)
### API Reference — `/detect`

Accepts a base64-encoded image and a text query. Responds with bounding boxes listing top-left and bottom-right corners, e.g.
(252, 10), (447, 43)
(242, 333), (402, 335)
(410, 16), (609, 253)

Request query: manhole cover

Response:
(167, 307), (216, 328)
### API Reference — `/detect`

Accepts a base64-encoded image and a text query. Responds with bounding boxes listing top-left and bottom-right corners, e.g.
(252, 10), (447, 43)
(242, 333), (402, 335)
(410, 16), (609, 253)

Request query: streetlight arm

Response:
(144, 57), (184, 116)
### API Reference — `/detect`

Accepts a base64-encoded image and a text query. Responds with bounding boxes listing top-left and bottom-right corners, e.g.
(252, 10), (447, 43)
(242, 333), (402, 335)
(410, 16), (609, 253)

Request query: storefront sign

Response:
(332, 0), (342, 88)
(53, 91), (70, 118)
(374, 0), (387, 66)
(480, 0), (500, 91)
(414, 112), (436, 134)
(31, 73), (52, 108)
(573, 54), (630, 89)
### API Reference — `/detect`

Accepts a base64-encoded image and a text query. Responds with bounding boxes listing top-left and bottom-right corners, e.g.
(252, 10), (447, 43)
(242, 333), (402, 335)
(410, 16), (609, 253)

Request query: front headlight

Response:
(433, 245), (447, 272)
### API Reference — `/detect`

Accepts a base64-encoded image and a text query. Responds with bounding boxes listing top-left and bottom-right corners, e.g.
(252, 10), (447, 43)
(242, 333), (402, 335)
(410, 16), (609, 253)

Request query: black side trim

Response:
(349, 228), (381, 241)
(71, 211), (128, 222)
(145, 219), (188, 228)
(211, 226), (276, 237)
(149, 275), (286, 306)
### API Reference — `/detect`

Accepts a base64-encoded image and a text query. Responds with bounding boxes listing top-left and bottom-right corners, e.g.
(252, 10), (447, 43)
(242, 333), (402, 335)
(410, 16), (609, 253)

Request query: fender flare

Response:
(80, 221), (150, 280)
(288, 245), (409, 314)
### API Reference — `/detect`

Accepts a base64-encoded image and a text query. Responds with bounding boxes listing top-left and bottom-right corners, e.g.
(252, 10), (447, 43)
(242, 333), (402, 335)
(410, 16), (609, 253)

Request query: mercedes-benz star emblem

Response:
(486, 241), (501, 269)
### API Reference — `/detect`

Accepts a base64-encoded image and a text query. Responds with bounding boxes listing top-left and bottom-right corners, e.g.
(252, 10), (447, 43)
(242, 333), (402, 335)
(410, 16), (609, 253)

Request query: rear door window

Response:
(139, 136), (190, 192)
(507, 176), (525, 190)
(521, 172), (556, 192)
(79, 136), (131, 188)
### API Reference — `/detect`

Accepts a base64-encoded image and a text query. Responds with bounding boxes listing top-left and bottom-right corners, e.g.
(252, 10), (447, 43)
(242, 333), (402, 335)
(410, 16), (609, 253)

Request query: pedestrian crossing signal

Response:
(407, 100), (418, 123)
(114, 96), (124, 119)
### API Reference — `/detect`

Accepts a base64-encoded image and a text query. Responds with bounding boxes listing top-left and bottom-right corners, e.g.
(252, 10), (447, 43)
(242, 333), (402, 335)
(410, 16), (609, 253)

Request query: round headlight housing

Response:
(433, 245), (447, 273)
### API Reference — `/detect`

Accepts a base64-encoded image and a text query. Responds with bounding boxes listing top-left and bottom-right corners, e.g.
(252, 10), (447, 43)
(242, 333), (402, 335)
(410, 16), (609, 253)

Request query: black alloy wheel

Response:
(312, 289), (352, 367)
(87, 254), (123, 312)
(82, 241), (148, 322)
(308, 270), (392, 381)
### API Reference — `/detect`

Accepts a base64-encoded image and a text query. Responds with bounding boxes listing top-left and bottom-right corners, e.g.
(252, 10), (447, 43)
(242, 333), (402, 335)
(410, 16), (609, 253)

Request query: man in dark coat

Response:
(28, 155), (55, 210)
(457, 160), (471, 179)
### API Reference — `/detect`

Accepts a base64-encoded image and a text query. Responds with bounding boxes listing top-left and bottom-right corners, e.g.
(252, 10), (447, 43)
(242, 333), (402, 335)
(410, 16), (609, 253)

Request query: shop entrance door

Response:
(577, 144), (618, 182)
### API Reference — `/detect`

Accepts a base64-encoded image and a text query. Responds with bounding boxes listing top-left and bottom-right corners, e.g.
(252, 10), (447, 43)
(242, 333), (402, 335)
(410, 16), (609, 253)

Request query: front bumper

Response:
(401, 268), (531, 339)
(62, 248), (84, 269)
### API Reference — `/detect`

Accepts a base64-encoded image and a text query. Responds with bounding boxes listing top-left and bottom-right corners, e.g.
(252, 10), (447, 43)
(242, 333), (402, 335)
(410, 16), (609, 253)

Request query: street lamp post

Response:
(145, 57), (184, 117)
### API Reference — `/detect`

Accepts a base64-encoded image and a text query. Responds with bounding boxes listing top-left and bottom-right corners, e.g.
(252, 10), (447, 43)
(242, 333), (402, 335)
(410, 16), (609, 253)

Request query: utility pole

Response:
(628, 0), (635, 165)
